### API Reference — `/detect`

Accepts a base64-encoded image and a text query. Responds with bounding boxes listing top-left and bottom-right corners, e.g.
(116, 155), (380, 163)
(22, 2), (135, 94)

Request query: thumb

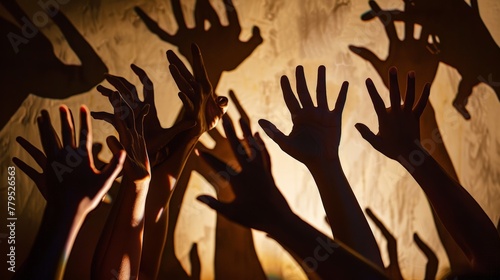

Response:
(355, 123), (382, 152)
(197, 195), (233, 219)
(258, 119), (290, 152)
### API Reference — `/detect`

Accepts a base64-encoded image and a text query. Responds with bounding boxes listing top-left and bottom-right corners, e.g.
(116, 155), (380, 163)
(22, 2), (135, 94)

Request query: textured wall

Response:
(0, 0), (499, 279)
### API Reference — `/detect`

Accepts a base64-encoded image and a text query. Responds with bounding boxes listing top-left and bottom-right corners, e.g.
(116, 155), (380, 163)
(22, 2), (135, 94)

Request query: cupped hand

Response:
(13, 106), (125, 214)
(196, 115), (292, 232)
(355, 68), (430, 160)
(259, 65), (348, 165)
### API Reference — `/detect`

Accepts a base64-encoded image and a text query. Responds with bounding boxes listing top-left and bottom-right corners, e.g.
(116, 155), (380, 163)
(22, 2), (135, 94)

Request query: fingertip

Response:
(408, 71), (416, 78)
(389, 66), (398, 75)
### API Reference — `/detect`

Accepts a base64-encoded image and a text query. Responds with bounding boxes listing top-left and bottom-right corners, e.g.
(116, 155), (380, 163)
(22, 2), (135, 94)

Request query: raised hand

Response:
(12, 106), (124, 280)
(259, 65), (348, 165)
(197, 114), (292, 232)
(413, 233), (439, 280)
(355, 68), (430, 160)
(167, 44), (228, 136)
(135, 0), (262, 87)
(259, 65), (384, 266)
(139, 46), (228, 279)
(366, 208), (439, 280)
(350, 0), (439, 102)
(360, 0), (500, 119)
(359, 68), (500, 275)
(14, 106), (124, 212)
(91, 64), (194, 167)
(92, 92), (153, 280)
(365, 208), (403, 280)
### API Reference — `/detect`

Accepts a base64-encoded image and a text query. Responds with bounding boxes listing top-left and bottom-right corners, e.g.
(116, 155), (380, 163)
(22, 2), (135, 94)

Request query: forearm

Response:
(267, 212), (387, 279)
(15, 206), (84, 280)
(93, 176), (149, 280)
(306, 157), (384, 267)
(399, 143), (500, 272)
(141, 131), (200, 278)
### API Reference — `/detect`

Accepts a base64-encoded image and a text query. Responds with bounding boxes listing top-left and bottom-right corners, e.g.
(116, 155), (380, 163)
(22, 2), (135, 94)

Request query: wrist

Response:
(395, 141), (432, 174)
(265, 210), (302, 237)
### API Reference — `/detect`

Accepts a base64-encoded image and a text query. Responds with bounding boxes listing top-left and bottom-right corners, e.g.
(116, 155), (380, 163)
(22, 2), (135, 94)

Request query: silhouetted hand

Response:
(105, 92), (151, 181)
(13, 106), (125, 211)
(366, 208), (438, 280)
(366, 208), (403, 280)
(350, 0), (439, 102)
(259, 65), (348, 165)
(167, 44), (228, 135)
(355, 68), (430, 160)
(360, 0), (500, 119)
(413, 233), (439, 280)
(135, 0), (262, 87)
(196, 90), (250, 179)
(0, 0), (108, 128)
(91, 64), (195, 166)
(12, 105), (124, 280)
(197, 115), (292, 232)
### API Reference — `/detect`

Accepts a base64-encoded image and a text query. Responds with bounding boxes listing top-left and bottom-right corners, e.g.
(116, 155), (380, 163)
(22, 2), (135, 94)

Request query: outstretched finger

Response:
(12, 157), (46, 197)
(167, 50), (194, 83)
(404, 72), (416, 112)
(91, 111), (115, 126)
(413, 233), (438, 280)
(191, 44), (212, 92)
(169, 65), (195, 97)
(316, 66), (328, 109)
(134, 6), (178, 44)
(349, 46), (384, 76)
(369, 0), (398, 41)
(59, 105), (76, 148)
(196, 0), (221, 28)
(295, 66), (314, 108)
(366, 208), (402, 277)
(16, 137), (47, 168)
(281, 76), (301, 115)
(189, 243), (201, 280)
(224, 0), (241, 30)
(258, 119), (290, 154)
(105, 75), (140, 106)
(38, 110), (61, 160)
(389, 67), (401, 111)
(365, 79), (386, 117)
(414, 83), (431, 118)
(361, 9), (403, 22)
(131, 64), (155, 105)
(229, 90), (250, 129)
(222, 115), (246, 164)
(197, 195), (234, 220)
(198, 151), (237, 178)
(334, 81), (349, 114)
(171, 0), (187, 30)
(404, 20), (415, 41)
(355, 123), (382, 152)
(97, 85), (115, 97)
(79, 105), (92, 154)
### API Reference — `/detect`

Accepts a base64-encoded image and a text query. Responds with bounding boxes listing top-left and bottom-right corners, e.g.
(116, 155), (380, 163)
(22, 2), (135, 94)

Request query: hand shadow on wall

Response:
(0, 0), (108, 130)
